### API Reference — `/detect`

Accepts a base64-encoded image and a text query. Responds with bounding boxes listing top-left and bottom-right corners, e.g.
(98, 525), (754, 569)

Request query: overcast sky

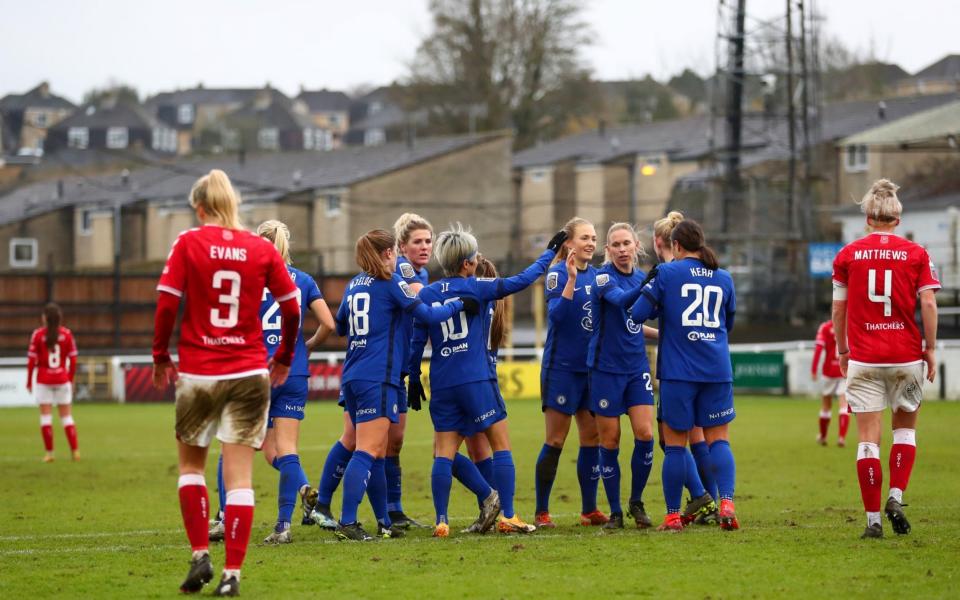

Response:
(1, 0), (956, 102)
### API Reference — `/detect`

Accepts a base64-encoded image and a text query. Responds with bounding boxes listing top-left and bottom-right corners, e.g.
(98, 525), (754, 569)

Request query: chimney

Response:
(39, 81), (50, 98)
(877, 101), (887, 120)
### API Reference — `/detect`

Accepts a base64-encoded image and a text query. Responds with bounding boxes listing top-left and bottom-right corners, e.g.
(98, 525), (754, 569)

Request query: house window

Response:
(325, 194), (341, 216)
(35, 112), (48, 127)
(364, 128), (385, 146)
(369, 101), (382, 115)
(106, 127), (129, 149)
(178, 104), (194, 125)
(303, 128), (314, 150)
(529, 169), (549, 183)
(10, 238), (38, 268)
(845, 144), (869, 172)
(68, 127), (89, 149)
(153, 127), (177, 152)
(328, 114), (341, 127)
(315, 129), (332, 151)
(258, 127), (279, 150)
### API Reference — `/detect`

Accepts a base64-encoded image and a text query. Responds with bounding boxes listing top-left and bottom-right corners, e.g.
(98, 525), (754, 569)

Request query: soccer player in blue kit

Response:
(208, 220), (336, 545)
(534, 217), (609, 528)
(631, 219), (739, 531)
(411, 223), (567, 537)
(588, 222), (659, 530)
(332, 229), (477, 541)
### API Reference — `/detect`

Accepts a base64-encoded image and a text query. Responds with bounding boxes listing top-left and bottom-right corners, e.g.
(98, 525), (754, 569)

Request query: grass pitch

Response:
(1, 395), (958, 599)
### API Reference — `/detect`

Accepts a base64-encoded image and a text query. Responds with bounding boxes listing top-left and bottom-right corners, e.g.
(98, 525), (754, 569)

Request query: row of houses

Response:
(0, 83), (407, 160)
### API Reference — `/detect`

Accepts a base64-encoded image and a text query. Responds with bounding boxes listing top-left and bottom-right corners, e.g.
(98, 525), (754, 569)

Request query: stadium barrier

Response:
(1, 342), (957, 406)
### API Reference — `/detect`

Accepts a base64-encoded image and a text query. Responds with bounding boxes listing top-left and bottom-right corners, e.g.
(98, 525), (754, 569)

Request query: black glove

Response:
(460, 296), (481, 316)
(640, 264), (659, 288)
(407, 375), (427, 411)
(546, 230), (568, 253)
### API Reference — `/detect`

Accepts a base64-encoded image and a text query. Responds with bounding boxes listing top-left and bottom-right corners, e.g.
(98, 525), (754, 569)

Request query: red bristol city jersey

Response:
(832, 232), (940, 366)
(814, 320), (842, 378)
(28, 326), (77, 384)
(157, 225), (297, 378)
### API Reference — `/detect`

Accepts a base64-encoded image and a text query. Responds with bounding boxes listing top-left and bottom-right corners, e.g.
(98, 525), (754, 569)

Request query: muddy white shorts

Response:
(175, 373), (270, 448)
(820, 376), (846, 397)
(36, 382), (72, 405)
(845, 362), (924, 414)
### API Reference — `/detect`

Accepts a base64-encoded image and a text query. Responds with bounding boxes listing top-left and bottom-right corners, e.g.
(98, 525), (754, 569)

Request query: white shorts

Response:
(174, 374), (271, 448)
(845, 362), (924, 414)
(36, 383), (72, 406)
(820, 377), (846, 397)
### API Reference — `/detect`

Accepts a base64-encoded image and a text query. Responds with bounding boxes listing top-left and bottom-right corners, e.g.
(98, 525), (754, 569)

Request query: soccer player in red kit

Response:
(153, 169), (300, 596)
(811, 319), (850, 447)
(27, 302), (79, 462)
(832, 179), (939, 539)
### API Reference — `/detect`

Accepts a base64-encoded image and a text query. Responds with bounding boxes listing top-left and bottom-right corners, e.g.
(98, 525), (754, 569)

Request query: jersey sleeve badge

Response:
(546, 272), (559, 291)
(399, 281), (416, 299)
(400, 262), (416, 279)
(596, 274), (610, 287)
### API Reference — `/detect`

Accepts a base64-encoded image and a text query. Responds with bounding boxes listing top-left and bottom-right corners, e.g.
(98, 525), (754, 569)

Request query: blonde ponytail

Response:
(653, 211), (684, 245)
(189, 169), (243, 230)
(858, 178), (902, 223)
(257, 220), (292, 264)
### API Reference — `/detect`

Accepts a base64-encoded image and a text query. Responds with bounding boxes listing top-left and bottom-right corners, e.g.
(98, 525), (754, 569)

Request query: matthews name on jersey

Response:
(832, 232), (940, 366)
(543, 263), (596, 373)
(631, 257), (736, 383)
(261, 266), (323, 378)
(157, 224), (298, 377)
(588, 263), (651, 374)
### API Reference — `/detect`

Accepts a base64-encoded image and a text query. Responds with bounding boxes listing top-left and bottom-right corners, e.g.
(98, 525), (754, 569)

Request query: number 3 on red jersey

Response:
(211, 270), (241, 328)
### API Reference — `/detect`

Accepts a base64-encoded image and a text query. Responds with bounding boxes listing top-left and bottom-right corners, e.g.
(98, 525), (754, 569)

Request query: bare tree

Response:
(405, 0), (594, 148)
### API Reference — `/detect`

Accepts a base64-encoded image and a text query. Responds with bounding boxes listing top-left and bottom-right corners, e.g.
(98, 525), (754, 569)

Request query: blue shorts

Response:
(342, 380), (401, 425)
(397, 376), (409, 414)
(430, 380), (506, 437)
(268, 376), (308, 427)
(541, 368), (589, 415)
(659, 380), (735, 431)
(589, 369), (654, 417)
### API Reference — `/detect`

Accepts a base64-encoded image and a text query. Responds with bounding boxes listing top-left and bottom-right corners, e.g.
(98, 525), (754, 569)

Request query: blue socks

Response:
(384, 455), (403, 513)
(577, 446), (600, 514)
(274, 454), (308, 526)
(691, 441), (719, 501)
(452, 453), (493, 504)
(683, 448), (707, 498)
(535, 444), (562, 513)
(340, 450), (374, 525)
(630, 439), (654, 504)
(216, 453), (226, 519)
(366, 458), (390, 526)
(431, 457), (454, 525)
(475, 457), (496, 491)
(599, 447), (621, 515)
(317, 440), (353, 506)
(662, 445), (686, 513)
(492, 450), (517, 518)
(708, 440), (736, 500)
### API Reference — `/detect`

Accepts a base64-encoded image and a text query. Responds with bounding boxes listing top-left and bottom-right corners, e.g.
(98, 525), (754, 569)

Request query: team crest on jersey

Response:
(222, 230), (233, 241)
(399, 281), (416, 298)
(546, 272), (559, 291)
(626, 317), (642, 334)
(585, 285), (591, 295)
(556, 395), (566, 405)
(599, 399), (609, 409)
(400, 262), (416, 279)
(596, 274), (610, 287)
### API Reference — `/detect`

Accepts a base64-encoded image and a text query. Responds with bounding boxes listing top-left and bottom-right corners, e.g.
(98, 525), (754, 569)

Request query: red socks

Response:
(838, 409), (850, 440)
(177, 474), (209, 552)
(856, 443), (882, 513)
(62, 416), (78, 451)
(889, 429), (917, 496)
(40, 415), (54, 452)
(224, 489), (255, 571)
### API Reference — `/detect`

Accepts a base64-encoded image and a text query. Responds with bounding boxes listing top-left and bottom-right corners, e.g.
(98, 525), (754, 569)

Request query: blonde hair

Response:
(552, 216), (594, 265)
(603, 222), (646, 265)
(393, 212), (434, 247)
(434, 222), (478, 277)
(355, 229), (395, 280)
(858, 178), (902, 223)
(475, 257), (510, 352)
(189, 169), (242, 230)
(653, 211), (684, 245)
(257, 220), (291, 264)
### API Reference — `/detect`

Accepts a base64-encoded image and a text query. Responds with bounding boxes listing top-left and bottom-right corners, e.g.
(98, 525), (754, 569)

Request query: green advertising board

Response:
(731, 352), (786, 393)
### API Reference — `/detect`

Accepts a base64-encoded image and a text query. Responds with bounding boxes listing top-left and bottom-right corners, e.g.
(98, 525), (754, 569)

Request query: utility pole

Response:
(785, 0), (797, 234)
(723, 0), (746, 233)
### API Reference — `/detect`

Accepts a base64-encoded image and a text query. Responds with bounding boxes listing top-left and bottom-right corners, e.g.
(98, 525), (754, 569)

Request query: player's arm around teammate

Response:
(534, 217), (609, 528)
(27, 303), (80, 463)
(831, 179), (939, 539)
(632, 219), (739, 532)
(152, 169), (300, 595)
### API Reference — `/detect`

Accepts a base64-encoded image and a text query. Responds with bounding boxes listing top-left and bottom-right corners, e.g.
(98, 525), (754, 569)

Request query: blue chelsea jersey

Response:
(336, 272), (460, 387)
(260, 266), (322, 378)
(587, 262), (651, 374)
(414, 248), (554, 391)
(542, 263), (596, 373)
(396, 256), (429, 376)
(631, 257), (736, 383)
